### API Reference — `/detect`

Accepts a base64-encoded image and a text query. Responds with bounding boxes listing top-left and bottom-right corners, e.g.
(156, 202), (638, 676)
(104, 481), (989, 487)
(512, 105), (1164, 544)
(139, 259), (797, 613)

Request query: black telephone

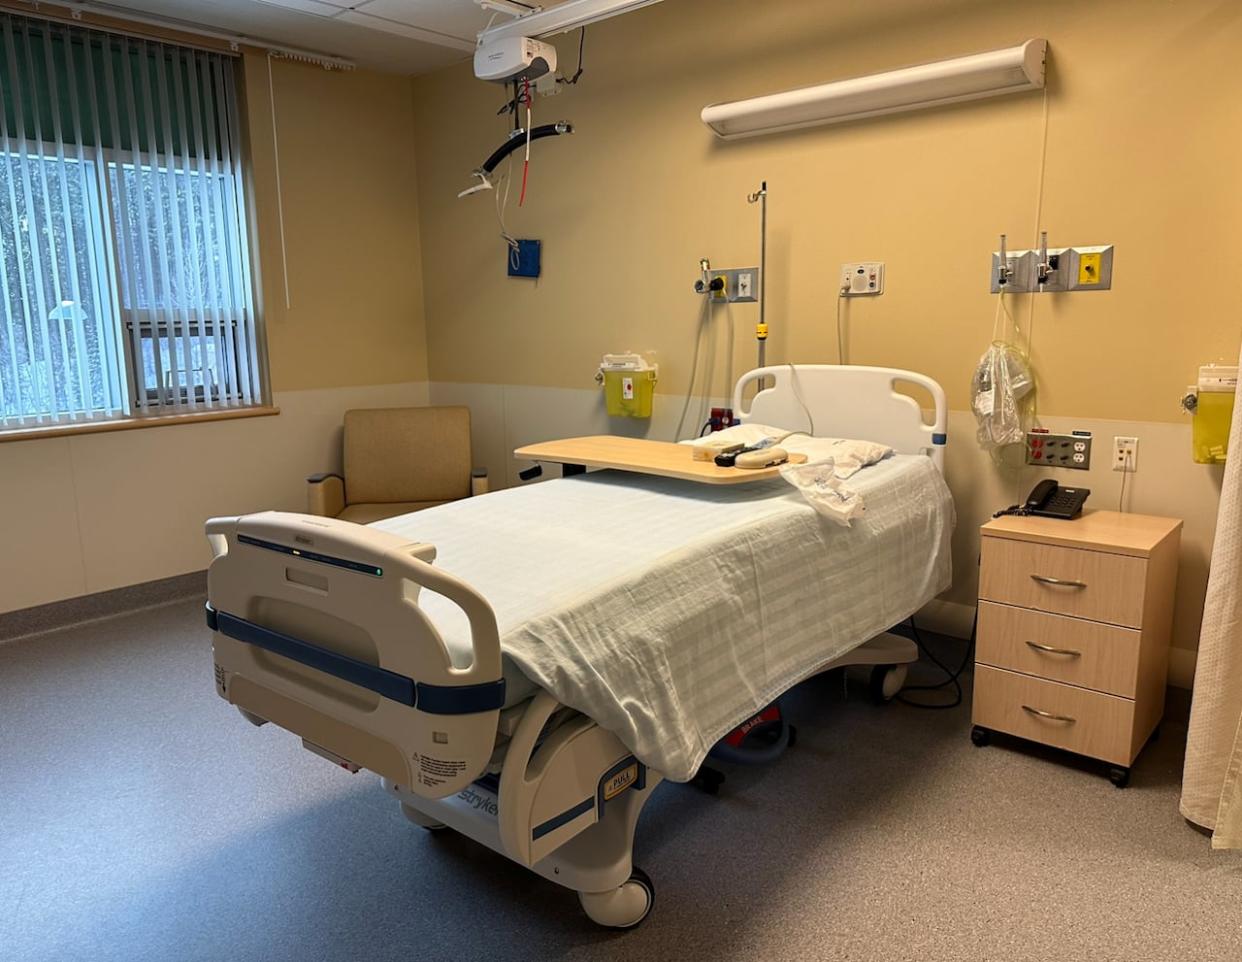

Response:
(1023, 479), (1090, 519)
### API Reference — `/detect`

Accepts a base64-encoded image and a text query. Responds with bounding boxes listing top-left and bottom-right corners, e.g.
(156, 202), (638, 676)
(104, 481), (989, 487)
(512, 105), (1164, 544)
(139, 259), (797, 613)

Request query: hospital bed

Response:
(204, 365), (953, 929)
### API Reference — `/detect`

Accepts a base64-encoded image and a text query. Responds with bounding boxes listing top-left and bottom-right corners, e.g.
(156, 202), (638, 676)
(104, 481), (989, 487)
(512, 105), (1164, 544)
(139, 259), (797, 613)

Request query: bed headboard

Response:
(732, 365), (948, 472)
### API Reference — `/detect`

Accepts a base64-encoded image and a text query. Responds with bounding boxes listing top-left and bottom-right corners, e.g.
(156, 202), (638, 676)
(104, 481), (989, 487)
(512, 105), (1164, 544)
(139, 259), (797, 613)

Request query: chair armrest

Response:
(471, 467), (489, 497)
(307, 473), (345, 517)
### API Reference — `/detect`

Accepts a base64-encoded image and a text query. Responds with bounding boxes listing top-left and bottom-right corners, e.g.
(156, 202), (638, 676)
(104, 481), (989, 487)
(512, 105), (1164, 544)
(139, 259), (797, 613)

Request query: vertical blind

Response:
(0, 13), (261, 430)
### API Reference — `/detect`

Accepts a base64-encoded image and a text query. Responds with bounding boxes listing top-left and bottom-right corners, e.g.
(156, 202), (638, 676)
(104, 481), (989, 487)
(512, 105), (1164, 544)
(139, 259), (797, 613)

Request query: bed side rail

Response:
(205, 511), (504, 799)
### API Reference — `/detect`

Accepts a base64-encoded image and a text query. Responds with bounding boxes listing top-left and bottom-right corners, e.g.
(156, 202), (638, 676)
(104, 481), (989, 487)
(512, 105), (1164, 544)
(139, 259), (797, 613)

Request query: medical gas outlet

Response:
(695, 267), (760, 303)
(990, 241), (1114, 293)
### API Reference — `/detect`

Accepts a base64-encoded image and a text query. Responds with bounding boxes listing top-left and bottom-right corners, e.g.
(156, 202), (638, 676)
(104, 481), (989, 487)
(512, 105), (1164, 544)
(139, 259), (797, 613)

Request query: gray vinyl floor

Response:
(2, 598), (1240, 962)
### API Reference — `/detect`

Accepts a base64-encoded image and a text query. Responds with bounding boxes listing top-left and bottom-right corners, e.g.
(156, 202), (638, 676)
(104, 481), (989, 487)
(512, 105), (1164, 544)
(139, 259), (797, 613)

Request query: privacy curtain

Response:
(1181, 338), (1242, 848)
(0, 12), (259, 430)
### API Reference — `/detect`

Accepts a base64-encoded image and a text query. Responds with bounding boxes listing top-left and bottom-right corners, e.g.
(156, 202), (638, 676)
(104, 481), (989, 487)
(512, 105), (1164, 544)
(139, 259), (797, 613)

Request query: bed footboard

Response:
(387, 691), (664, 925)
(205, 511), (505, 799)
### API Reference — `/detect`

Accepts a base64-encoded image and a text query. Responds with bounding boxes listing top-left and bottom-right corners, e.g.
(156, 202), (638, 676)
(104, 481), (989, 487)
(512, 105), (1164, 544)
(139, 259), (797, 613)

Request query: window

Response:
(0, 14), (263, 433)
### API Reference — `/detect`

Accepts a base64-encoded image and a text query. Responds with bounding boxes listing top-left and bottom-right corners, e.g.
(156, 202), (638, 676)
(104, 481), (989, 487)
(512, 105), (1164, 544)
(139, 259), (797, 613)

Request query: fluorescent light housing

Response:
(702, 39), (1047, 140)
(478, 0), (663, 42)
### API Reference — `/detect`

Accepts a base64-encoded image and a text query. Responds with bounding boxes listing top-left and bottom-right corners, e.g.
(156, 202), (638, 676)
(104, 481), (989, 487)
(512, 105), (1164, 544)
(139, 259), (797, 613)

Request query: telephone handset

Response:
(1023, 479), (1090, 520)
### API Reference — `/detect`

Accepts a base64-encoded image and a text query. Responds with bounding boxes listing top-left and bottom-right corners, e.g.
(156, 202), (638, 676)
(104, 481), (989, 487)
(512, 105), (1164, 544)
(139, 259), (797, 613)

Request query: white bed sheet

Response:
(372, 455), (954, 782)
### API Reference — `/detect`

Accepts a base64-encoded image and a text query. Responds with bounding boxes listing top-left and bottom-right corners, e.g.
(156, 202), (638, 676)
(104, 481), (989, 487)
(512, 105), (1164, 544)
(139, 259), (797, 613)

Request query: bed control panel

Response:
(1026, 429), (1092, 470)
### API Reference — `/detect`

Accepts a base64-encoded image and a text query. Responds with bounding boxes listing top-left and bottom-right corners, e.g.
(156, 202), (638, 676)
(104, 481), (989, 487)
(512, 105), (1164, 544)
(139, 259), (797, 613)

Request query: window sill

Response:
(0, 406), (281, 443)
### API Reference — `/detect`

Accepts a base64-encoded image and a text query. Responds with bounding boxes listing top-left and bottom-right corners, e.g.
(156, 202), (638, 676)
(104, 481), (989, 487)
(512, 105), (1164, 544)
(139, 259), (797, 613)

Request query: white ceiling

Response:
(88, 0), (563, 74)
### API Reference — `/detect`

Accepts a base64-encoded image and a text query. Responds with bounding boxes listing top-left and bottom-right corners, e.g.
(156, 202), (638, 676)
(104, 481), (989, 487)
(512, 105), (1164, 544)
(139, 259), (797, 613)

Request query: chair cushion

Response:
(337, 501), (451, 525)
(343, 406), (471, 505)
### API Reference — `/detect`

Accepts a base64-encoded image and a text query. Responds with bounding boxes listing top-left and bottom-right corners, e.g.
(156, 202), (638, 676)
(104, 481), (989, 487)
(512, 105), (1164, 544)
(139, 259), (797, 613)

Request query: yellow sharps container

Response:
(1189, 365), (1237, 464)
(597, 353), (657, 419)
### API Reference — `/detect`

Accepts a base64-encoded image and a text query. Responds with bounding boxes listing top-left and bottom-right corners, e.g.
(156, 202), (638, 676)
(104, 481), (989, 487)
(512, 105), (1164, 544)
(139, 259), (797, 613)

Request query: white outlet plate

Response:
(1113, 436), (1138, 472)
(841, 262), (884, 296)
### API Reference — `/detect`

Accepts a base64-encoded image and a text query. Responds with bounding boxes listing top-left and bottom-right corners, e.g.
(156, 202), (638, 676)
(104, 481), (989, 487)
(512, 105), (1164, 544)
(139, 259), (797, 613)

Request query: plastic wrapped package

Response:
(779, 458), (866, 527)
(972, 341), (1034, 451)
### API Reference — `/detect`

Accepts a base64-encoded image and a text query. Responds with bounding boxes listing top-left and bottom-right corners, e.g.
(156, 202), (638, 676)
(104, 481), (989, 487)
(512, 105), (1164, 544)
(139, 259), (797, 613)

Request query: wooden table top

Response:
(513, 435), (806, 485)
(981, 509), (1183, 557)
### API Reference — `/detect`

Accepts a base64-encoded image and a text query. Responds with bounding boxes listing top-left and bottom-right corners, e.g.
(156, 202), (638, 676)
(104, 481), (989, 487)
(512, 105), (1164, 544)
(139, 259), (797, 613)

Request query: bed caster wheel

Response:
(400, 802), (446, 831)
(786, 724), (798, 749)
(869, 664), (907, 703)
(691, 766), (726, 795)
(970, 726), (991, 747)
(1107, 766), (1130, 789)
(578, 867), (654, 929)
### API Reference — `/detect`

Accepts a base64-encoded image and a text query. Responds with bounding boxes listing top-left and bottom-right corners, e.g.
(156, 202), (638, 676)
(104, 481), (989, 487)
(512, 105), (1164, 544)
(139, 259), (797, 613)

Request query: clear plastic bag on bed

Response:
(779, 458), (866, 527)
(971, 340), (1034, 451)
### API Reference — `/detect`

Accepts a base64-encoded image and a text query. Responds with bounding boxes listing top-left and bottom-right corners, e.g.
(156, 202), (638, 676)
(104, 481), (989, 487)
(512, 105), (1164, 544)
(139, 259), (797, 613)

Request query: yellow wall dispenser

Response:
(1184, 364), (1237, 464)
(597, 353), (657, 418)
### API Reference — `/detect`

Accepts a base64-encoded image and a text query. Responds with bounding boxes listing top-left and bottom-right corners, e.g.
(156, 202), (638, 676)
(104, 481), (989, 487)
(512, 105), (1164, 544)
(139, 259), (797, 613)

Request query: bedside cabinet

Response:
(971, 510), (1182, 787)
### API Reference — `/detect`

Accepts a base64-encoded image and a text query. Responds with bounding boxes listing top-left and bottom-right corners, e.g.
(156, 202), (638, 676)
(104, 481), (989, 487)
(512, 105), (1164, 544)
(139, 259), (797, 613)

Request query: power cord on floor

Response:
(895, 610), (978, 710)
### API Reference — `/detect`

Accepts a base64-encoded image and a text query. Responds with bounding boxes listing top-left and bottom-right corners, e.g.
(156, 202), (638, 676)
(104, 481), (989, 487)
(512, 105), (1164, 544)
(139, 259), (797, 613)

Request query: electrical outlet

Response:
(1113, 436), (1138, 472)
(708, 407), (735, 432)
(1026, 430), (1092, 469)
(737, 272), (753, 299)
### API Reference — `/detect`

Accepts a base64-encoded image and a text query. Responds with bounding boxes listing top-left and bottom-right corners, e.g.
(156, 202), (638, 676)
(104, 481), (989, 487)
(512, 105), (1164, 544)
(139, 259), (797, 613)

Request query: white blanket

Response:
(372, 455), (954, 782)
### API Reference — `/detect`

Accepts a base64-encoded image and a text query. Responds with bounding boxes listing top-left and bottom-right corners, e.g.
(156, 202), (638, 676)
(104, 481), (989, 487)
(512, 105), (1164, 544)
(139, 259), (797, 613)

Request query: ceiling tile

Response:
(337, 10), (475, 50)
(253, 0), (351, 17)
(352, 0), (493, 41)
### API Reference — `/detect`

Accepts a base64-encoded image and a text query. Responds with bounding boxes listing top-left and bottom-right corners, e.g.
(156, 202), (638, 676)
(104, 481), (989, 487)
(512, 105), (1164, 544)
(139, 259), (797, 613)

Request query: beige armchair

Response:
(307, 406), (487, 524)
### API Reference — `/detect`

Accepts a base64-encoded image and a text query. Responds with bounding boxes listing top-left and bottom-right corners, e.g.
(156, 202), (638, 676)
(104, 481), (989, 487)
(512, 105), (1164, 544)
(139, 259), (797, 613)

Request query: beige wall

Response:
(411, 0), (1242, 412)
(411, 0), (1242, 681)
(244, 54), (428, 391)
(0, 57), (428, 614)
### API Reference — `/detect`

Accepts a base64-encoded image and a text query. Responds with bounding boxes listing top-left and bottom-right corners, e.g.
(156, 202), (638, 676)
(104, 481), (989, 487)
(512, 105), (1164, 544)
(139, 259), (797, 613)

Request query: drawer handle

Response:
(1025, 640), (1082, 658)
(1030, 574), (1087, 588)
(1022, 704), (1076, 724)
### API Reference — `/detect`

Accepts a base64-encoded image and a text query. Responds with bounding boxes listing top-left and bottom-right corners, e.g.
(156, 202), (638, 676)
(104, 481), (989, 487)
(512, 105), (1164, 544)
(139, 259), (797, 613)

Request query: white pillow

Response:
(787, 437), (892, 479)
(687, 424), (892, 479)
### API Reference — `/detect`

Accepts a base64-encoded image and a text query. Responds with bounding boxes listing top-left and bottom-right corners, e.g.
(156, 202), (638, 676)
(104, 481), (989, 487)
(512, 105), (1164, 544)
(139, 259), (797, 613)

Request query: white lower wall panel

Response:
(0, 381), (428, 613)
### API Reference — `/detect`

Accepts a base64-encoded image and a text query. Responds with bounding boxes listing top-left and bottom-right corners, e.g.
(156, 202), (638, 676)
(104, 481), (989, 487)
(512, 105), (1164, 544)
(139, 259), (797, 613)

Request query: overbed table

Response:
(514, 435), (806, 484)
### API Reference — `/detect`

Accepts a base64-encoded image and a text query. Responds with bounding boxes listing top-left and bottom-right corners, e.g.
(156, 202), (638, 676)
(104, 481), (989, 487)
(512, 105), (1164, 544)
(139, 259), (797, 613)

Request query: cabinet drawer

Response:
(979, 537), (1147, 627)
(972, 665), (1135, 765)
(976, 602), (1141, 697)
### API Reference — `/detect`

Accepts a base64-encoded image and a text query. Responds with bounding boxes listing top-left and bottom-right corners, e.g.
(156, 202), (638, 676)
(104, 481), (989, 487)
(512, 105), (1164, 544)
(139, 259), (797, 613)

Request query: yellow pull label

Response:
(756, 323), (769, 340)
(1078, 252), (1102, 285)
(603, 762), (638, 801)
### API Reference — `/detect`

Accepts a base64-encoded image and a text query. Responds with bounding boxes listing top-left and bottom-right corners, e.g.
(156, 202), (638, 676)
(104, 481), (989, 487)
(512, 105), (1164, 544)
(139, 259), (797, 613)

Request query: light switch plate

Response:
(841, 262), (884, 295)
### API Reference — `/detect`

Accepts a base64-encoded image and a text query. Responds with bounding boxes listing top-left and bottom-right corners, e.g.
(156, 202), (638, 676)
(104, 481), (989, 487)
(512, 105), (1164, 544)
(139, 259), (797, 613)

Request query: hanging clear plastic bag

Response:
(972, 293), (1035, 451)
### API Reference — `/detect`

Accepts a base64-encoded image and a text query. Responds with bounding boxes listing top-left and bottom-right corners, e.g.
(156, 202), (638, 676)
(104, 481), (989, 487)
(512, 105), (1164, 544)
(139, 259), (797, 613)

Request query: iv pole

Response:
(747, 181), (768, 383)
